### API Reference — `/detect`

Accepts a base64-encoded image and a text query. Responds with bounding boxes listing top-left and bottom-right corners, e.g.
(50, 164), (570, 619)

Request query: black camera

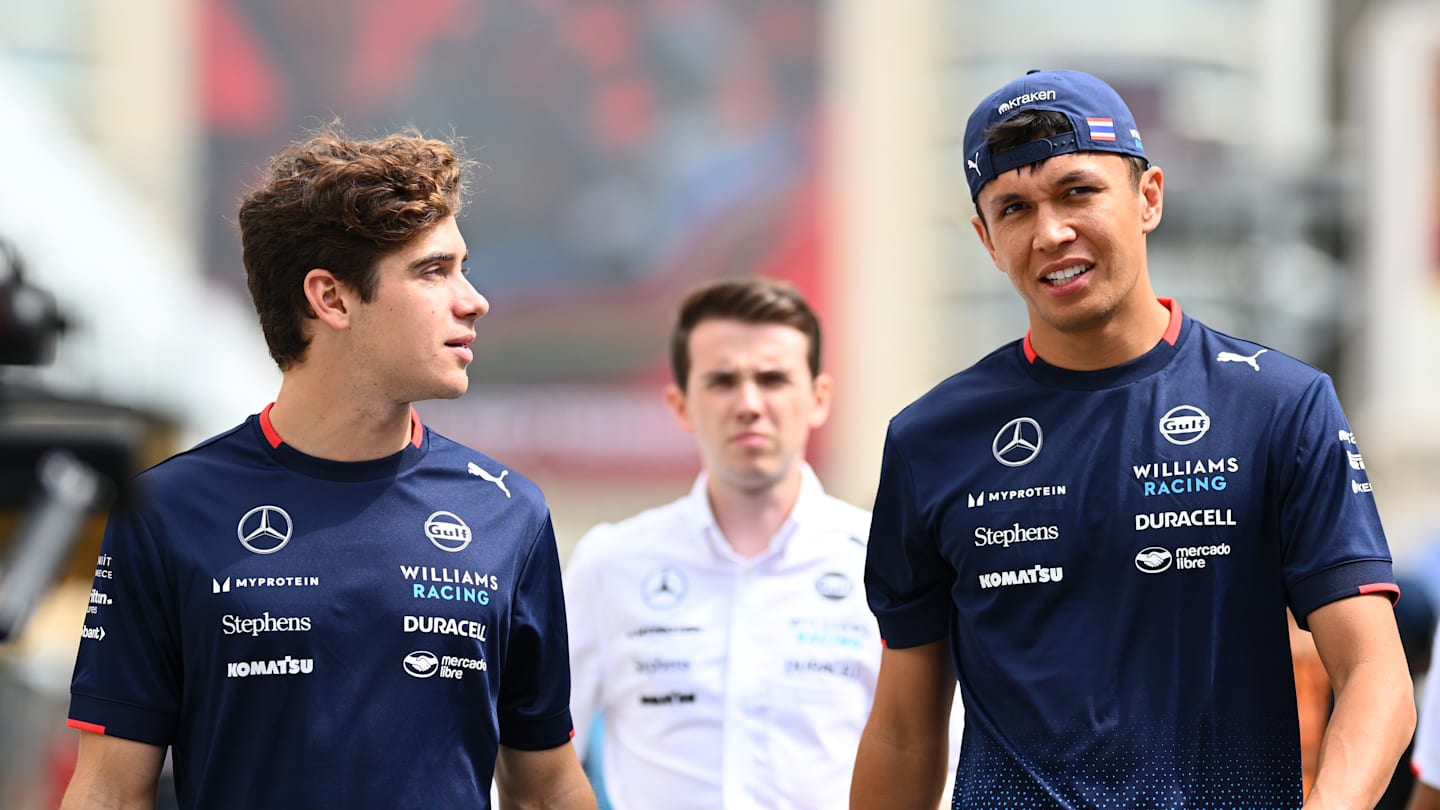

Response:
(0, 237), (145, 642)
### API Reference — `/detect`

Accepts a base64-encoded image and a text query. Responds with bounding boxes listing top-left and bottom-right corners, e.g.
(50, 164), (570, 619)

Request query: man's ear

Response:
(970, 213), (1003, 272)
(664, 383), (695, 434)
(808, 371), (834, 430)
(1140, 166), (1164, 235)
(302, 268), (351, 331)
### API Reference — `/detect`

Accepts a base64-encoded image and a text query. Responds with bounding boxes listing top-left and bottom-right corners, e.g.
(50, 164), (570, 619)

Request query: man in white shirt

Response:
(564, 277), (893, 809)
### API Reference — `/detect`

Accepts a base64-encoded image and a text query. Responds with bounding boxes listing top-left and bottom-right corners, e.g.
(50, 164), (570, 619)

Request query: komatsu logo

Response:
(997, 90), (1057, 114)
(977, 565), (1063, 590)
(226, 656), (313, 678)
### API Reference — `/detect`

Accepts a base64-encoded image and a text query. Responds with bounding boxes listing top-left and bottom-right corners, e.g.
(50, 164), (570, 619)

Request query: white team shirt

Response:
(564, 464), (882, 809)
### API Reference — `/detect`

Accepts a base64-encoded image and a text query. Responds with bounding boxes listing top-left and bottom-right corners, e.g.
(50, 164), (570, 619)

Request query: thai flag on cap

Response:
(1087, 117), (1117, 141)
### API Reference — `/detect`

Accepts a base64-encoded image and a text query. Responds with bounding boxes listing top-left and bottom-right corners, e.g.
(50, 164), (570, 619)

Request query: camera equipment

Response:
(0, 237), (144, 642)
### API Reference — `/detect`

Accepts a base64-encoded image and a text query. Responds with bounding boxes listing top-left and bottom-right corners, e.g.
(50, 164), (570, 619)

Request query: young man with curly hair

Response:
(62, 127), (595, 810)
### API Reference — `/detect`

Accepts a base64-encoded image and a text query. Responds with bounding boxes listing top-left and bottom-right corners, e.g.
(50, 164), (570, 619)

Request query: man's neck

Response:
(707, 465), (805, 559)
(266, 369), (414, 461)
(1028, 296), (1173, 371)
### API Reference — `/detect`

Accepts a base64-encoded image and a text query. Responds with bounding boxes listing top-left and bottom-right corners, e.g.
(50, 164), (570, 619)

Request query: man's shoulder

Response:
(575, 495), (693, 552)
(807, 491), (872, 542)
(1186, 319), (1332, 393)
(421, 429), (548, 506)
(137, 419), (257, 486)
(889, 341), (1022, 437)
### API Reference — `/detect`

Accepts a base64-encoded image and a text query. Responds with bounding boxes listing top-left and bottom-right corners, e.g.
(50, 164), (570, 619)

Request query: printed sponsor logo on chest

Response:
(403, 649), (487, 680)
(1134, 543), (1231, 574)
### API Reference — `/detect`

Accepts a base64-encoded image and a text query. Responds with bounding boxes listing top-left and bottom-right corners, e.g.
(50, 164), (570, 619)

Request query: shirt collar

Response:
(683, 462), (824, 563)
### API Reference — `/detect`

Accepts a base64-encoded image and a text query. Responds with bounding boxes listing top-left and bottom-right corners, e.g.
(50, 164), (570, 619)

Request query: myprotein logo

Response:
(973, 522), (1059, 549)
(212, 575), (320, 594)
(1159, 406), (1210, 446)
(992, 418), (1043, 467)
(425, 511), (472, 553)
(967, 484), (1067, 509)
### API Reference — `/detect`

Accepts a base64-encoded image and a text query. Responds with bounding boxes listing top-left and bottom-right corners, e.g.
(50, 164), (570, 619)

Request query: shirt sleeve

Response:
(1412, 622), (1440, 787)
(1277, 375), (1397, 629)
(498, 512), (576, 751)
(67, 502), (182, 746)
(561, 524), (607, 762)
(863, 425), (955, 649)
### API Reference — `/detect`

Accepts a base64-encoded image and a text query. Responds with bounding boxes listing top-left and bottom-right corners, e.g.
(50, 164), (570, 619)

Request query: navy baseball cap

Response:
(962, 69), (1147, 201)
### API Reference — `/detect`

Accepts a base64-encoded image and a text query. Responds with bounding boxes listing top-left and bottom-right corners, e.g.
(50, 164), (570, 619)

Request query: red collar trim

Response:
(407, 407), (424, 448)
(1022, 298), (1183, 364)
(259, 402), (283, 448)
(259, 403), (424, 450)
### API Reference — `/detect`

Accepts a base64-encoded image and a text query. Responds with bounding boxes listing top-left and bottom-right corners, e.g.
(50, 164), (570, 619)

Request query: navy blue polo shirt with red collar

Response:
(865, 299), (1396, 809)
(69, 405), (574, 809)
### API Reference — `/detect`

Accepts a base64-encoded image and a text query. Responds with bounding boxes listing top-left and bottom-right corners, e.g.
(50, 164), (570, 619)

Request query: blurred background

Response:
(1, 0), (1438, 806)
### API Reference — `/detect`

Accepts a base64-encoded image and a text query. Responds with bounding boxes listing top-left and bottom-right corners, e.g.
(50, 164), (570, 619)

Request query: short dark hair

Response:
(669, 277), (822, 391)
(238, 124), (470, 369)
(974, 109), (1147, 226)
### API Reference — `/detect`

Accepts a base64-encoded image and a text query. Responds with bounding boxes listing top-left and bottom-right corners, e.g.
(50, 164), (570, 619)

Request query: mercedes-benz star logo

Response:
(992, 417), (1043, 467)
(237, 505), (293, 555)
(642, 566), (687, 610)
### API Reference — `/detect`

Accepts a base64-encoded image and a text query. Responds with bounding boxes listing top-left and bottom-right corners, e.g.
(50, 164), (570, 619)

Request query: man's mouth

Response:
(1043, 264), (1092, 285)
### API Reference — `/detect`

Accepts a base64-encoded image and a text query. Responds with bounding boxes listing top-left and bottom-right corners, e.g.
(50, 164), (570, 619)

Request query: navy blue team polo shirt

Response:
(69, 405), (574, 809)
(865, 300), (1396, 809)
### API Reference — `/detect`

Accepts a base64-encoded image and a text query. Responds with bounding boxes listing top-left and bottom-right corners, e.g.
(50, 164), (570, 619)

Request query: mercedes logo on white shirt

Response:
(992, 417), (1043, 467)
(642, 567), (687, 610)
(237, 505), (293, 554)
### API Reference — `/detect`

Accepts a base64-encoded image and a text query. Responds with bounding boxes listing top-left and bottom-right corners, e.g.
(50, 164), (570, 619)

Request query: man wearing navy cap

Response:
(852, 69), (1415, 809)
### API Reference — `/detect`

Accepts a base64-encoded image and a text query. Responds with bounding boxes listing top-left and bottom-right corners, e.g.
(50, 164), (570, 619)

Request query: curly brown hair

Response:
(238, 124), (471, 369)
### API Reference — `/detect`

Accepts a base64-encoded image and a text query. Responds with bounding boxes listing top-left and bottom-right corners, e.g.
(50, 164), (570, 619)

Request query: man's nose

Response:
(1032, 205), (1076, 252)
(736, 380), (763, 414)
(455, 276), (489, 320)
